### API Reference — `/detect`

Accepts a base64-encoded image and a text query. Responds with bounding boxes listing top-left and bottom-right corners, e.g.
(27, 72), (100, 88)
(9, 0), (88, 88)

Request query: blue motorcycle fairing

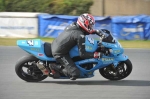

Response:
(17, 35), (129, 79)
(69, 36), (98, 58)
(17, 39), (55, 61)
(101, 41), (128, 67)
(102, 41), (124, 56)
(113, 54), (128, 67)
(74, 53), (128, 78)
(74, 55), (116, 78)
(85, 36), (98, 52)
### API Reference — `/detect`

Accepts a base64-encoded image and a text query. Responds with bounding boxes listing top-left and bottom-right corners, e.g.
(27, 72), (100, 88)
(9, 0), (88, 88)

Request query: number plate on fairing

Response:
(17, 39), (42, 47)
(17, 39), (44, 56)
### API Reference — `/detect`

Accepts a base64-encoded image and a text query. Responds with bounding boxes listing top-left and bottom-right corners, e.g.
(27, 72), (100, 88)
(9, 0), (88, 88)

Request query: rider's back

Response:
(51, 22), (84, 55)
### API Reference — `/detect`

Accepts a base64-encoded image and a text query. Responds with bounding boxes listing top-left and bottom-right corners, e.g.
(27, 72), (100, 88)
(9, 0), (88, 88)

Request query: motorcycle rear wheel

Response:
(15, 55), (48, 82)
(99, 59), (132, 80)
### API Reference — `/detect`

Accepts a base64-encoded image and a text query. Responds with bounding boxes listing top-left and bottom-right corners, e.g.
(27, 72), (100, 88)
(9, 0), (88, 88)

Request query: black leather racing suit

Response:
(51, 22), (101, 78)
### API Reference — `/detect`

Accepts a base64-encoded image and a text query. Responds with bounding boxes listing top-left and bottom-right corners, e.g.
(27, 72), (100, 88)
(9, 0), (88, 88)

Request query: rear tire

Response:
(99, 59), (132, 80)
(15, 55), (48, 82)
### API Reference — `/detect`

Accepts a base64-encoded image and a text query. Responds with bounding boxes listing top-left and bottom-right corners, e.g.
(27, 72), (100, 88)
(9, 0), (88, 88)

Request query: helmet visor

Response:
(88, 21), (95, 31)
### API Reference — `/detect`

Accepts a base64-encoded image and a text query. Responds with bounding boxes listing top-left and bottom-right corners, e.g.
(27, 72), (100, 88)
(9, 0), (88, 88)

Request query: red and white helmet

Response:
(77, 13), (95, 34)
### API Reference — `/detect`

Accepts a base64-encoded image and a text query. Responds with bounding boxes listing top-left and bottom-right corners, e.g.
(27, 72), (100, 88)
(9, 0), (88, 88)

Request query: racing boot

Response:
(61, 68), (68, 76)
(49, 64), (61, 78)
(61, 68), (77, 80)
(70, 76), (77, 80)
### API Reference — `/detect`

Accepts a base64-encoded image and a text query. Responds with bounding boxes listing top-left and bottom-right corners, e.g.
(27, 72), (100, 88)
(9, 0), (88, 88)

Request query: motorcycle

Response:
(15, 30), (132, 82)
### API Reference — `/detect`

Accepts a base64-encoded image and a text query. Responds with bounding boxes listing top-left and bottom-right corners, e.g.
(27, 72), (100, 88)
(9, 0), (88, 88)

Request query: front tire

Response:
(99, 59), (133, 80)
(15, 55), (48, 82)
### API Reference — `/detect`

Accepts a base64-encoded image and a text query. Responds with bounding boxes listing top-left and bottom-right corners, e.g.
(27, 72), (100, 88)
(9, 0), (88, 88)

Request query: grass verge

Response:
(0, 38), (150, 49)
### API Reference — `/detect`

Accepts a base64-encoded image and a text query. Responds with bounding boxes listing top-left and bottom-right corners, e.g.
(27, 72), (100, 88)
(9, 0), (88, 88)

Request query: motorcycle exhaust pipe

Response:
(36, 61), (49, 75)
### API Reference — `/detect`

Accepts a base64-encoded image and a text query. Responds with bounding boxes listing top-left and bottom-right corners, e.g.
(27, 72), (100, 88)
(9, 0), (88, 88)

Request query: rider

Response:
(50, 13), (104, 80)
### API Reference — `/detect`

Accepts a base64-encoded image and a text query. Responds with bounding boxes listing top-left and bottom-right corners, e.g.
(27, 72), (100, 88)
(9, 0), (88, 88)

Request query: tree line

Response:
(0, 0), (93, 15)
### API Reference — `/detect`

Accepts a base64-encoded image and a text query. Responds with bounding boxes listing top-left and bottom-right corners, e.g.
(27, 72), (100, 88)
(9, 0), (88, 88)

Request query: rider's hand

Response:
(94, 30), (106, 38)
(95, 29), (101, 34)
(94, 52), (102, 58)
(101, 34), (105, 39)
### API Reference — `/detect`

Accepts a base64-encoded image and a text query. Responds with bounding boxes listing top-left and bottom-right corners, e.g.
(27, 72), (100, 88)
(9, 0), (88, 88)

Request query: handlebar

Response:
(99, 34), (105, 44)
(95, 30), (106, 41)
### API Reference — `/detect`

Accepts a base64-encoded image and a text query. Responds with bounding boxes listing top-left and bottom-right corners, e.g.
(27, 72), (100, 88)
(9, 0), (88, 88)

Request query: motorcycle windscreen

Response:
(101, 29), (116, 43)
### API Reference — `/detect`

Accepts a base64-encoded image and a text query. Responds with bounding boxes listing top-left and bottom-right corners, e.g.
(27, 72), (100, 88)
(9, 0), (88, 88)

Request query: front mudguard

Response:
(113, 54), (128, 67)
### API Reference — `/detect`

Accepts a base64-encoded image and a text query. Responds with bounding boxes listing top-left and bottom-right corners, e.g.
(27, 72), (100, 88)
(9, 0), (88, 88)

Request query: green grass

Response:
(0, 38), (150, 49)
(119, 40), (150, 49)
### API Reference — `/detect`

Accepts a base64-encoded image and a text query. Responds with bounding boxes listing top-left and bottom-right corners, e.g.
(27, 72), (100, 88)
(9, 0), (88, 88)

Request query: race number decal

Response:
(27, 40), (34, 46)
(88, 37), (94, 45)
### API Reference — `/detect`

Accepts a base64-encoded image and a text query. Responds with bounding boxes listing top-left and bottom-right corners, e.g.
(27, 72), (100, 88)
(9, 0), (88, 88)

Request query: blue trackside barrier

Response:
(112, 15), (150, 40)
(38, 14), (78, 38)
(38, 14), (112, 38)
(38, 14), (150, 40)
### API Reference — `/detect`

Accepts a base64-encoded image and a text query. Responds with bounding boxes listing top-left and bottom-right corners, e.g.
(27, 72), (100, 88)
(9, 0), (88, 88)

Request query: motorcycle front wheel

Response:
(99, 59), (133, 80)
(15, 55), (48, 82)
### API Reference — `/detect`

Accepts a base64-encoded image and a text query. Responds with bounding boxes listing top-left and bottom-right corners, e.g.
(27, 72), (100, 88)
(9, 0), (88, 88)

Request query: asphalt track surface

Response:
(0, 46), (150, 99)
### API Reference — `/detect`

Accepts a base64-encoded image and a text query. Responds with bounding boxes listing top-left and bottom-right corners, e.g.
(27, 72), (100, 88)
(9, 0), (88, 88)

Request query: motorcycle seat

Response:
(44, 42), (53, 57)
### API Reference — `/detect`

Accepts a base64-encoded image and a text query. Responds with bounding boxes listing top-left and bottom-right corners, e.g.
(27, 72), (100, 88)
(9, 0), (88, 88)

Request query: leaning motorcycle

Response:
(15, 30), (132, 82)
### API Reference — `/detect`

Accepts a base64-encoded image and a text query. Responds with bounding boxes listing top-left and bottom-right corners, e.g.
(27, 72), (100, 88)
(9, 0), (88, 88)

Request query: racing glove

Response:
(94, 29), (108, 39)
(95, 30), (105, 37)
(94, 52), (102, 58)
